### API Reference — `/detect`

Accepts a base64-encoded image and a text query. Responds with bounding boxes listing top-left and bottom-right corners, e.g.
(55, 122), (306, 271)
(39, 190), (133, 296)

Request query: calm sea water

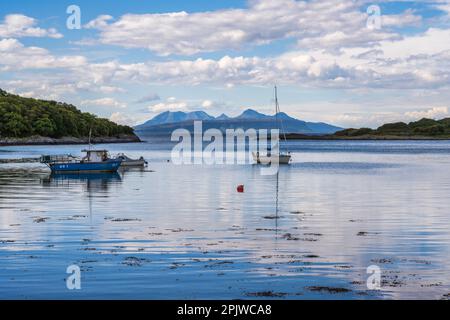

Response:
(1, 138), (450, 299)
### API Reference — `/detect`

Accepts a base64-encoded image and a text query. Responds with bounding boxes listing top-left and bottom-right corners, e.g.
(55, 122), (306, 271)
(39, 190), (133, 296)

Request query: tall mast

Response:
(274, 86), (287, 144)
(88, 127), (92, 151)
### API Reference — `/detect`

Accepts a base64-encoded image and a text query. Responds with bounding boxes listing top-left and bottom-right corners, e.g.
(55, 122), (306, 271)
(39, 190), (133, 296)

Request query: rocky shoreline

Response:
(0, 134), (141, 146)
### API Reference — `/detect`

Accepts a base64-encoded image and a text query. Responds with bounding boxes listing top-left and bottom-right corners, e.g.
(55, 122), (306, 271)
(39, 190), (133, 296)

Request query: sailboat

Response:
(252, 86), (292, 165)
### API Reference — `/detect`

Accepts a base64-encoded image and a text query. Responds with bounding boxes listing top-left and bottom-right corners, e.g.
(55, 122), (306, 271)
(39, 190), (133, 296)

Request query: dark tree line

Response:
(0, 89), (134, 138)
(335, 117), (450, 137)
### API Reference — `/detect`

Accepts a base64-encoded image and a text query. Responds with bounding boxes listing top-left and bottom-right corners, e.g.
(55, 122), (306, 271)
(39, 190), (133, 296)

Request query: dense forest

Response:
(335, 118), (450, 138)
(0, 89), (134, 138)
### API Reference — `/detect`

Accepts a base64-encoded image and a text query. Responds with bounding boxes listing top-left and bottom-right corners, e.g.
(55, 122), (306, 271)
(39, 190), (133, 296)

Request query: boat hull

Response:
(48, 160), (122, 173)
(119, 159), (147, 167)
(252, 152), (291, 165)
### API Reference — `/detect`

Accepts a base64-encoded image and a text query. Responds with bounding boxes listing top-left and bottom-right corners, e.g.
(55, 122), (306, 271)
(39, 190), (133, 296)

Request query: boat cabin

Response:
(81, 149), (110, 163)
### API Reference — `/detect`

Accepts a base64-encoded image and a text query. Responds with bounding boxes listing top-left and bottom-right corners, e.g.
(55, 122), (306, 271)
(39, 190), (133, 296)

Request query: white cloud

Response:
(146, 97), (226, 113)
(101, 47), (448, 90)
(109, 112), (134, 126)
(148, 97), (188, 112)
(5, 44), (450, 99)
(202, 100), (214, 108)
(372, 28), (450, 60)
(435, 1), (450, 17)
(1, 2), (445, 93)
(84, 15), (113, 29)
(85, 0), (420, 56)
(110, 112), (154, 126)
(325, 106), (449, 128)
(81, 98), (126, 108)
(0, 14), (62, 38)
(0, 78), (80, 100)
(405, 107), (448, 120)
(0, 38), (86, 70)
(98, 85), (126, 94)
(381, 9), (422, 27)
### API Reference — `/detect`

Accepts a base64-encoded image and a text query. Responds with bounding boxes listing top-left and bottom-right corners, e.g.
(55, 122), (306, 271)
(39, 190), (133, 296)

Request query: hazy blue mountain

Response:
(236, 109), (269, 119)
(183, 111), (215, 121)
(305, 122), (343, 133)
(216, 113), (230, 120)
(135, 109), (343, 135)
(137, 110), (214, 127)
(275, 112), (297, 121)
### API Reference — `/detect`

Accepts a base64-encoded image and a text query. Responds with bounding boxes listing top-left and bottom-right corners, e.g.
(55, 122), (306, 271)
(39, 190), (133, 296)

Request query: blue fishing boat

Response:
(40, 149), (122, 173)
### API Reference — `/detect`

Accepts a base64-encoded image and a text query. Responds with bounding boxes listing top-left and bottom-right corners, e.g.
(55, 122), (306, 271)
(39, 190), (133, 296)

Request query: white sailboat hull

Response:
(252, 152), (291, 165)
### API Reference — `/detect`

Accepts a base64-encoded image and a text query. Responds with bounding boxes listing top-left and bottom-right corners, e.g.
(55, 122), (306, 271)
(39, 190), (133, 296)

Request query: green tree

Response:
(34, 117), (56, 137)
(2, 112), (28, 137)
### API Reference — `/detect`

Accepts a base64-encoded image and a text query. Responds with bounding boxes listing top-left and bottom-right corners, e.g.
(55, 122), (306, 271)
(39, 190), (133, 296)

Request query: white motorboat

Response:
(116, 153), (148, 167)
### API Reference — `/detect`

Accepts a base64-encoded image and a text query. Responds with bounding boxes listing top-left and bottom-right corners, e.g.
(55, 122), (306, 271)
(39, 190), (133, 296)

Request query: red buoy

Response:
(237, 185), (244, 193)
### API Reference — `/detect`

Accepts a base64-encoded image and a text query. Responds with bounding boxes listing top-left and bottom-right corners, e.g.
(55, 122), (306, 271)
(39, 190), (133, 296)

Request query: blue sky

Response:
(1, 0), (450, 128)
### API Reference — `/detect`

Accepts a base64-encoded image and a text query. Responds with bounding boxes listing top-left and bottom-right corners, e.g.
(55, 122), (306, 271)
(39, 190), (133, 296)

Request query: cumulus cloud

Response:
(146, 97), (226, 113)
(381, 9), (422, 27)
(201, 100), (214, 108)
(1, 2), (446, 93)
(109, 112), (135, 126)
(5, 44), (450, 98)
(84, 15), (113, 29)
(91, 47), (449, 90)
(148, 97), (189, 112)
(0, 14), (62, 38)
(376, 28), (450, 59)
(405, 107), (449, 120)
(0, 38), (86, 70)
(85, 0), (421, 56)
(81, 98), (127, 108)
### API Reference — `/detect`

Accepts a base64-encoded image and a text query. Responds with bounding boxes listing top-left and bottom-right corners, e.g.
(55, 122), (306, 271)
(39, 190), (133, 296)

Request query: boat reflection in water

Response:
(41, 172), (122, 221)
(41, 172), (122, 193)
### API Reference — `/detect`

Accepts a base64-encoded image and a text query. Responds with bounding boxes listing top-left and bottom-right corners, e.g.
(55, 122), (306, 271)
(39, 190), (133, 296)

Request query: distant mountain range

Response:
(135, 109), (343, 135)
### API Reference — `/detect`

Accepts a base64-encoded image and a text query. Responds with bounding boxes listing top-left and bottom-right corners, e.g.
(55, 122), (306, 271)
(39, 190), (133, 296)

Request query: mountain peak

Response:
(237, 109), (268, 119)
(216, 113), (230, 120)
(184, 111), (214, 121)
(140, 110), (214, 127)
(274, 112), (296, 121)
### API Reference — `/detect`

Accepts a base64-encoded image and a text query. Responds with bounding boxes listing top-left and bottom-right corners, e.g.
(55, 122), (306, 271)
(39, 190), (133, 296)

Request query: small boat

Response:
(115, 153), (148, 167)
(40, 149), (122, 173)
(252, 86), (292, 165)
(253, 149), (291, 165)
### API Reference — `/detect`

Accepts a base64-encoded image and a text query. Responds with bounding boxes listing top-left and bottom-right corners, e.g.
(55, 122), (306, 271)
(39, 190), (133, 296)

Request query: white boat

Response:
(252, 150), (291, 165)
(252, 86), (292, 165)
(115, 153), (148, 167)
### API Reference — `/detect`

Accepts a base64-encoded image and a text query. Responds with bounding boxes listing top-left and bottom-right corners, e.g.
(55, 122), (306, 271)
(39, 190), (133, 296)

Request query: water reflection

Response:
(41, 172), (122, 193)
(118, 166), (149, 178)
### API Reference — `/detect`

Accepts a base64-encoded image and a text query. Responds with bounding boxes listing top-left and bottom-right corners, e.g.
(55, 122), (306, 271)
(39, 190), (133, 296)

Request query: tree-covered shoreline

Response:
(334, 118), (450, 138)
(0, 89), (135, 139)
(286, 118), (450, 140)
